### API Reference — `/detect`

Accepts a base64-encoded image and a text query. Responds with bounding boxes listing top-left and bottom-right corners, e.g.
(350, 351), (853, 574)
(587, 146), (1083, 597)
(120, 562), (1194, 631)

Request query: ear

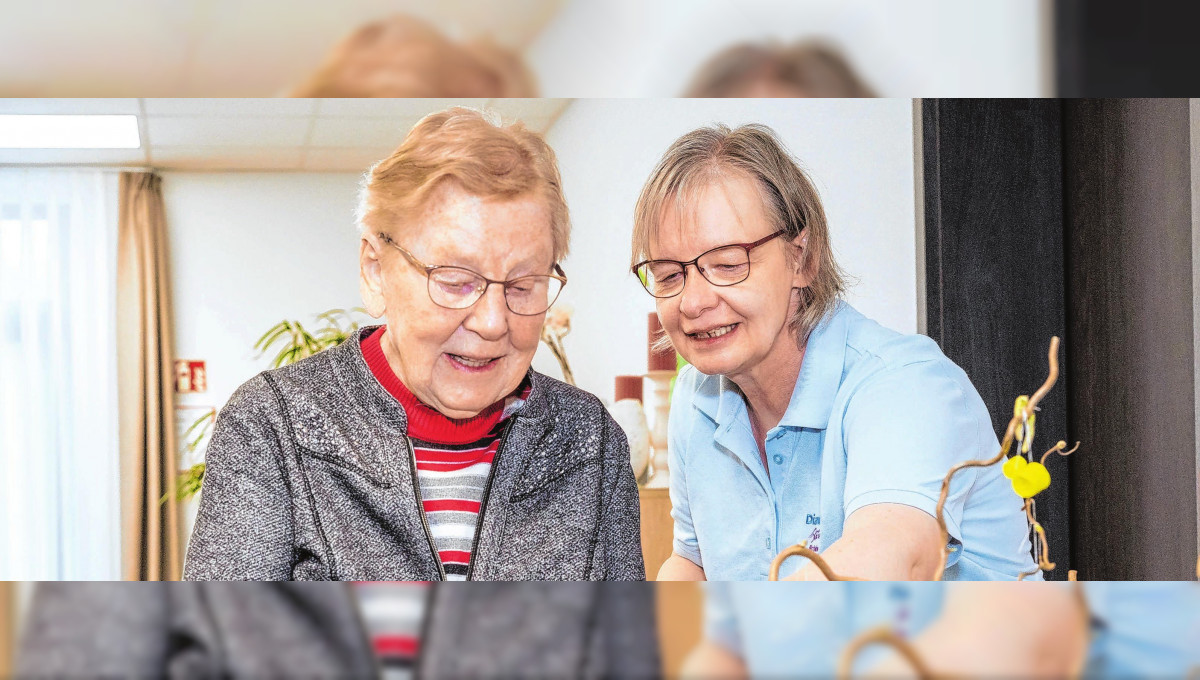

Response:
(790, 230), (815, 289)
(359, 235), (387, 318)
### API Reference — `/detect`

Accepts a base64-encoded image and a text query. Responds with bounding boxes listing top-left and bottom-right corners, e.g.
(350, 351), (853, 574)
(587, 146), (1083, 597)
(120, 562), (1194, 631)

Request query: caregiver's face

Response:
(377, 181), (553, 418)
(651, 174), (806, 379)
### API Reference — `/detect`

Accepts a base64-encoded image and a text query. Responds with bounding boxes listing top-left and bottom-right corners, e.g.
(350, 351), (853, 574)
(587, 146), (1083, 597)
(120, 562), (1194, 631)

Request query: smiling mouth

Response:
(687, 323), (739, 340)
(447, 353), (501, 369)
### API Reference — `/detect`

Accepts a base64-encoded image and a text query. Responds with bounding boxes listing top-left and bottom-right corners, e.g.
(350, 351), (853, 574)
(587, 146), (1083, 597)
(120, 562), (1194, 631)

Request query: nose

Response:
(462, 281), (509, 341)
(677, 264), (719, 318)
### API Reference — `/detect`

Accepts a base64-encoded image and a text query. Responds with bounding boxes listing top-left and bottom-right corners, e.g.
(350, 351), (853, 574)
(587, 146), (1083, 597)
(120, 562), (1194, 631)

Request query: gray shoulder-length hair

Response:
(683, 40), (875, 98)
(631, 123), (846, 348)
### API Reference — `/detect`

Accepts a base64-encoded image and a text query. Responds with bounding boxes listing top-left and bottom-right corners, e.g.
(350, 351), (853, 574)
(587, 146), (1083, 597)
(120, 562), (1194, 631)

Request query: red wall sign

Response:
(175, 360), (208, 393)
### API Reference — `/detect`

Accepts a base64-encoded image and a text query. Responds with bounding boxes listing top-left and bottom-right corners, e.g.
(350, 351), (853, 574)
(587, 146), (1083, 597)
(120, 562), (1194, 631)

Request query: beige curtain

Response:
(0, 582), (11, 675)
(117, 172), (181, 581)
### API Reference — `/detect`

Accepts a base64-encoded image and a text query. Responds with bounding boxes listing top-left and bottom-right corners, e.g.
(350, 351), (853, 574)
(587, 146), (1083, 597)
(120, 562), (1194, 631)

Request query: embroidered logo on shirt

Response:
(806, 526), (821, 553)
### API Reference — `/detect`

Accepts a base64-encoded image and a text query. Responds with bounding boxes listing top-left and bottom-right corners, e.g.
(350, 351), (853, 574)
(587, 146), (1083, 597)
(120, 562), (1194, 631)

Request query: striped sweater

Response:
(361, 328), (529, 580)
(353, 581), (429, 680)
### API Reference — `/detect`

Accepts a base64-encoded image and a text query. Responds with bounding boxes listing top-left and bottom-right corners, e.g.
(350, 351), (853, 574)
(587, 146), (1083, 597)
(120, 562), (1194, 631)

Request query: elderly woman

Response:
(184, 108), (643, 581)
(632, 123), (1036, 581)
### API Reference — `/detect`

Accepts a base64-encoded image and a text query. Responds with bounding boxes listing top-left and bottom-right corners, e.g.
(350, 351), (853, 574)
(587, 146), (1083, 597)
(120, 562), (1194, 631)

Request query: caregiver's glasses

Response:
(632, 229), (786, 298)
(380, 233), (567, 316)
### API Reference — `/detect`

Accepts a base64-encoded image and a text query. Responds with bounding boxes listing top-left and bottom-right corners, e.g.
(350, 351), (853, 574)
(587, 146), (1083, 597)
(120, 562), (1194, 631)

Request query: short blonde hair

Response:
(631, 123), (846, 347)
(357, 107), (570, 262)
(290, 14), (537, 98)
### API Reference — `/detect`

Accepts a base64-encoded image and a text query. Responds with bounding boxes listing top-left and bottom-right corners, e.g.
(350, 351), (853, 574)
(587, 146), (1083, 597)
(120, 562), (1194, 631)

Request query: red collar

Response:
(360, 327), (509, 444)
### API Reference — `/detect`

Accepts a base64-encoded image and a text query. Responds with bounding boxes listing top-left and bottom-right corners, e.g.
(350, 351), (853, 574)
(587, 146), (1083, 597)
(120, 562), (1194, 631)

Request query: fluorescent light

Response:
(0, 115), (140, 149)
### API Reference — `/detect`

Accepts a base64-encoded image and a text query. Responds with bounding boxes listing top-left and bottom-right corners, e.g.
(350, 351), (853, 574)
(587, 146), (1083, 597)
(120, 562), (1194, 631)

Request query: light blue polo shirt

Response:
(667, 301), (1038, 580)
(704, 582), (1200, 677)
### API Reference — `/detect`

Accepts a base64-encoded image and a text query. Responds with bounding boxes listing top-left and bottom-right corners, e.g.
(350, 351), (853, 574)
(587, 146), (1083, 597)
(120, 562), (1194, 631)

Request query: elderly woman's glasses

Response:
(379, 233), (567, 316)
(632, 229), (786, 299)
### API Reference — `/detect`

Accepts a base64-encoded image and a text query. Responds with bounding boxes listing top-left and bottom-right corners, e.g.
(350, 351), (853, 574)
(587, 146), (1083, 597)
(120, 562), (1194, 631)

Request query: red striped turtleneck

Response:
(359, 327), (529, 579)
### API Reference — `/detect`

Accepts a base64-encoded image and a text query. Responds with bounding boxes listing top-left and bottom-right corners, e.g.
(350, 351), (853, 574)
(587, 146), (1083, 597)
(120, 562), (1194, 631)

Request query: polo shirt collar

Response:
(778, 301), (850, 430)
(689, 369), (730, 423)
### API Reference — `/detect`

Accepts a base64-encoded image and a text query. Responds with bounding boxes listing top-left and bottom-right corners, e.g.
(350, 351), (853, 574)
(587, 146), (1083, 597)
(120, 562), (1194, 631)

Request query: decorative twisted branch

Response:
(837, 626), (935, 680)
(1018, 528), (1055, 579)
(539, 316), (575, 385)
(933, 337), (1061, 581)
(539, 331), (575, 385)
(768, 540), (865, 581)
(1041, 440), (1080, 465)
(1016, 498), (1057, 581)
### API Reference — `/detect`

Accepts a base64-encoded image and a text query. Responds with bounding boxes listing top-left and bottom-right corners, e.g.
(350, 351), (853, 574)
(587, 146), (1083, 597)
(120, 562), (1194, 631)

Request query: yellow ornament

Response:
(1002, 455), (1051, 499)
(1013, 395), (1036, 454)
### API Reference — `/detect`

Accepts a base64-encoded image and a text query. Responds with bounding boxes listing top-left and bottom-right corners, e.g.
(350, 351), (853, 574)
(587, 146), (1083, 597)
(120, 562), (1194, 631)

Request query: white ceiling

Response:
(0, 98), (572, 171)
(0, 0), (566, 97)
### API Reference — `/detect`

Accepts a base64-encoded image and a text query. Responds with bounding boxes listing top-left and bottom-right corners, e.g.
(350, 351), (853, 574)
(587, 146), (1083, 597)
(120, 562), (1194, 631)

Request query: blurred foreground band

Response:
(5, 582), (1200, 678)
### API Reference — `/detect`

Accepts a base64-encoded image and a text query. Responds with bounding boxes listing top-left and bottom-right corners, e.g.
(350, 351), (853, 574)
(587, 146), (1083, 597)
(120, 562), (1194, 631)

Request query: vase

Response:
(608, 398), (651, 483)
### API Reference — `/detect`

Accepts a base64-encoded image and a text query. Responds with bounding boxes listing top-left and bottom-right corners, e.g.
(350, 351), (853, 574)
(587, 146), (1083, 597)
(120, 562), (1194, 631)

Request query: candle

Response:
(615, 375), (643, 403)
(648, 312), (676, 371)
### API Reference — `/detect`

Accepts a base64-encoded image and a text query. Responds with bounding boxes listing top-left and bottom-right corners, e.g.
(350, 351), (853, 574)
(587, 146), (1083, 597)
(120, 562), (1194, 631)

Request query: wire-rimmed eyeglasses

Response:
(379, 232), (567, 316)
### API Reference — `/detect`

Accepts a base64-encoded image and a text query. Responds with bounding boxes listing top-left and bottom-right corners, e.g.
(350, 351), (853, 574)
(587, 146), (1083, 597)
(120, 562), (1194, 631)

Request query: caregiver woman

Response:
(185, 108), (644, 581)
(634, 123), (1036, 581)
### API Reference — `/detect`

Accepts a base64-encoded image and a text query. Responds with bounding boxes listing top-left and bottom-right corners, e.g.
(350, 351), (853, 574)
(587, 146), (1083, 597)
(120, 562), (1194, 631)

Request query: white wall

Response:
(542, 98), (918, 403)
(527, 0), (1050, 96)
(164, 171), (365, 423)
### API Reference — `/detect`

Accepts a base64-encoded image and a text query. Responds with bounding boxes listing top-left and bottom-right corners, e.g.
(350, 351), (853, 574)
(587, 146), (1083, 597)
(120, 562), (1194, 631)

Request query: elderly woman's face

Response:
(373, 182), (553, 418)
(651, 174), (806, 380)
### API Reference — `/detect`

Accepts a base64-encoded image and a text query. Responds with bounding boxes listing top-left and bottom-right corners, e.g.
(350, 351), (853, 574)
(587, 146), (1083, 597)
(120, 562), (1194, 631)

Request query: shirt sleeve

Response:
(702, 582), (744, 657)
(841, 358), (996, 567)
(668, 367), (703, 568)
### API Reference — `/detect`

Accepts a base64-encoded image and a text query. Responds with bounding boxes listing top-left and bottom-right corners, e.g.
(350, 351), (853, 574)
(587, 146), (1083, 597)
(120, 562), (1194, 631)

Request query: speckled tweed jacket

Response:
(18, 582), (661, 678)
(183, 325), (645, 581)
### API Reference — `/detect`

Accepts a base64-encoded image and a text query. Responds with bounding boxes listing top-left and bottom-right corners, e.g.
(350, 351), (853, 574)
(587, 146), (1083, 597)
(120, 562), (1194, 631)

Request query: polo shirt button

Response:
(773, 454), (784, 464)
(765, 537), (771, 549)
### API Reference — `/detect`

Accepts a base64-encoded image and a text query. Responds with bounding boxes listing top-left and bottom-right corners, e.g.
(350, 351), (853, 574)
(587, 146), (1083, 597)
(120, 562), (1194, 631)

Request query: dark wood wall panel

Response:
(923, 99), (1071, 579)
(1063, 98), (1198, 580)
(1056, 0), (1200, 96)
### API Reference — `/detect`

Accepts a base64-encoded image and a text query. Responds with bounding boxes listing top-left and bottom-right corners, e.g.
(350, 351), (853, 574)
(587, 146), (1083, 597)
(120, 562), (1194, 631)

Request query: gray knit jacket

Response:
(183, 326), (644, 581)
(17, 582), (661, 678)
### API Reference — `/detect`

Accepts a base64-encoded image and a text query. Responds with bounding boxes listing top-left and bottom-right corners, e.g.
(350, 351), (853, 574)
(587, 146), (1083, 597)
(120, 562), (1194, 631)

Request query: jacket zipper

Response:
(405, 436), (446, 581)
(412, 583), (438, 680)
(464, 418), (516, 581)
